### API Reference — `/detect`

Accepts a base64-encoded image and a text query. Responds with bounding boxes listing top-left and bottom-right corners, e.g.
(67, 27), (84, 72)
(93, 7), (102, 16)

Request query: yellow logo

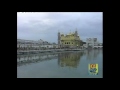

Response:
(88, 64), (98, 75)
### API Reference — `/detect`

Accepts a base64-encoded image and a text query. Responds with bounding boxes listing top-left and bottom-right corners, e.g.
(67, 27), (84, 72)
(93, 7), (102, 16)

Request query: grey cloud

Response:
(17, 12), (103, 43)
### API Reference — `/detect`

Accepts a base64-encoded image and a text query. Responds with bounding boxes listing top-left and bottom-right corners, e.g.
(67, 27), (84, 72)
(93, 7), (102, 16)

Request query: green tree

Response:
(80, 40), (86, 46)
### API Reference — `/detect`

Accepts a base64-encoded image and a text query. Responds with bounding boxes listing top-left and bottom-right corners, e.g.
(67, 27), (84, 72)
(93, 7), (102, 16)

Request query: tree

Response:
(80, 40), (86, 46)
(80, 40), (83, 46)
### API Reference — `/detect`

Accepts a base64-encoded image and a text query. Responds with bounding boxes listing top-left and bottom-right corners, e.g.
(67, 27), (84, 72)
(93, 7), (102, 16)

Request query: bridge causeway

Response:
(17, 49), (83, 55)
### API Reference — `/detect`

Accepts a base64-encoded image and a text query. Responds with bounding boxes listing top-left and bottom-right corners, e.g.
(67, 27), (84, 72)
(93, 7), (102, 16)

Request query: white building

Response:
(40, 44), (58, 49)
(17, 39), (40, 49)
(83, 44), (87, 48)
(86, 38), (102, 49)
(17, 39), (58, 50)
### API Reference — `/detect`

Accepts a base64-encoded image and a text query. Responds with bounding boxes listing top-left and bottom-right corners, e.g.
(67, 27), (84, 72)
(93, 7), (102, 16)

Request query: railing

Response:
(17, 48), (82, 51)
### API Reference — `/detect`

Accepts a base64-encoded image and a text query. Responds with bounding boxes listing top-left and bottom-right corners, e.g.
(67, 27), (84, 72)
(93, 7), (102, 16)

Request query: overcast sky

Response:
(17, 12), (103, 43)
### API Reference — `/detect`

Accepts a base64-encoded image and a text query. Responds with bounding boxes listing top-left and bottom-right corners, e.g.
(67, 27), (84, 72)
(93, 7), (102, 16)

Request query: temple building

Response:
(58, 29), (80, 48)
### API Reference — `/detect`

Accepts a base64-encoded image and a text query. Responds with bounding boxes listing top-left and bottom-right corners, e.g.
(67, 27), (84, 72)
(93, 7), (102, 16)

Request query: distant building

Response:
(83, 44), (87, 48)
(17, 39), (58, 50)
(86, 38), (102, 49)
(58, 29), (80, 48)
(40, 42), (58, 49)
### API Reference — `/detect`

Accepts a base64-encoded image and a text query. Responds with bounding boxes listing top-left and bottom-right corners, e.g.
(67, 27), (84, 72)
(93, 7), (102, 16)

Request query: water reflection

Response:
(17, 49), (102, 67)
(58, 52), (84, 68)
(17, 53), (58, 67)
(85, 49), (102, 60)
(17, 50), (103, 78)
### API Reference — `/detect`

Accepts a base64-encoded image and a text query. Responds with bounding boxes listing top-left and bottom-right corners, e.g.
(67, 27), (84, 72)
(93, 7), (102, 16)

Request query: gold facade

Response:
(58, 52), (84, 68)
(59, 31), (80, 48)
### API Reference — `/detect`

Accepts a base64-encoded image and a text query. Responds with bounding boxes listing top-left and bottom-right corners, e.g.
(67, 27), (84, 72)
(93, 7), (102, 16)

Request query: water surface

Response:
(17, 49), (103, 78)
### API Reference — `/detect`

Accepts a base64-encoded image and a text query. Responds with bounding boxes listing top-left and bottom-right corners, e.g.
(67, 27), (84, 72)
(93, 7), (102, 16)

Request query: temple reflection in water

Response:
(58, 52), (84, 68)
(17, 49), (102, 67)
